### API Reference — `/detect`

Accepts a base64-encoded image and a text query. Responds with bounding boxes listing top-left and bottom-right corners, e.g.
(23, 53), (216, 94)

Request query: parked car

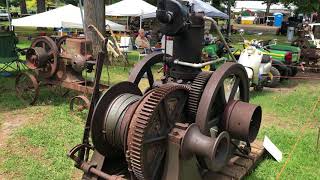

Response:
(0, 9), (9, 21)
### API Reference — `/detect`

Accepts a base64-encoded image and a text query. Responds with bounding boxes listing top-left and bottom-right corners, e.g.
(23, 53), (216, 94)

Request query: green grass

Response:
(247, 81), (320, 179)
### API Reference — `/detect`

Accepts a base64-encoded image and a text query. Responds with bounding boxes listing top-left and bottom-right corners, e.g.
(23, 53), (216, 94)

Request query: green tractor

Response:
(261, 41), (300, 77)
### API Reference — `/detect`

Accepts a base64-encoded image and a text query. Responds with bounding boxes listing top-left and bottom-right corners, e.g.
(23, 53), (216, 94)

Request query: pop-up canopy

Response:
(105, 0), (157, 17)
(141, 0), (229, 20)
(12, 4), (125, 31)
(192, 0), (229, 19)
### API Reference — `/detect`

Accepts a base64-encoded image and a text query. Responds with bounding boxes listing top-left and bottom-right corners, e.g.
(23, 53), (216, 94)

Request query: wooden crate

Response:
(204, 140), (265, 180)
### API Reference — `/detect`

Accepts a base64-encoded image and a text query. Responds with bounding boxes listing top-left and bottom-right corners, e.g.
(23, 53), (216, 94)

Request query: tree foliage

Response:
(281, 0), (319, 13)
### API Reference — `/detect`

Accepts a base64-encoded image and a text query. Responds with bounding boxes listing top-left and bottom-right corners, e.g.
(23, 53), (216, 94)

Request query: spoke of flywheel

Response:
(146, 69), (154, 87)
(48, 50), (54, 59)
(151, 150), (166, 180)
(143, 135), (167, 144)
(158, 102), (170, 126)
(228, 77), (240, 102)
(219, 85), (227, 105)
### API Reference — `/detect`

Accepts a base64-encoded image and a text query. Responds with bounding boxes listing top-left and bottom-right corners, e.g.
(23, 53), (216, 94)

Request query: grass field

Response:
(0, 33), (319, 179)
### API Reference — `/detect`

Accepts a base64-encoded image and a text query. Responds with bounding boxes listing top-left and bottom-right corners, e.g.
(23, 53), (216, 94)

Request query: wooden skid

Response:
(204, 140), (265, 180)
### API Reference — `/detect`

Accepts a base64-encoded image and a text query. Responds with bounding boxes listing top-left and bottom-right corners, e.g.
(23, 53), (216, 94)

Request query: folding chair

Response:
(0, 30), (25, 74)
(119, 36), (133, 61)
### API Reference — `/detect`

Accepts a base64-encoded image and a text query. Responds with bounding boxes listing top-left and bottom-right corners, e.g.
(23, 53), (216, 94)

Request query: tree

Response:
(208, 0), (235, 12)
(263, 0), (280, 14)
(20, 0), (28, 14)
(84, 0), (105, 57)
(37, 0), (45, 13)
(281, 0), (319, 14)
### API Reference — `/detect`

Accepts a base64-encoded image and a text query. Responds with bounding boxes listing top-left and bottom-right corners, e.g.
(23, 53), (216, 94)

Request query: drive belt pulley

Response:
(127, 84), (189, 180)
(91, 82), (143, 157)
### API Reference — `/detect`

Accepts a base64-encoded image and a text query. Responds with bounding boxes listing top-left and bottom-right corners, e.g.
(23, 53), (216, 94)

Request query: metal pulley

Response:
(181, 124), (230, 171)
(26, 36), (59, 78)
(25, 47), (49, 69)
(223, 100), (262, 142)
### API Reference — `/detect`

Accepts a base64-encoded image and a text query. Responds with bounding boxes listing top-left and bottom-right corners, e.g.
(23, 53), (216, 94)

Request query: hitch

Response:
(68, 144), (126, 180)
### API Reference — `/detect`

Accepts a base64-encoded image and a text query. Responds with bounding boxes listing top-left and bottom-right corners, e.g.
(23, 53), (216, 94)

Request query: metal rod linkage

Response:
(173, 57), (227, 68)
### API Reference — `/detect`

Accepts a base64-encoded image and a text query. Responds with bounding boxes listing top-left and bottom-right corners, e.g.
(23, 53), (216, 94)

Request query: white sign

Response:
(263, 136), (282, 162)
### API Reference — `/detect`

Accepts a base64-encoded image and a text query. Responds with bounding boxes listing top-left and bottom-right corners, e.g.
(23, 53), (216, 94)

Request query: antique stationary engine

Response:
(16, 35), (107, 110)
(68, 0), (263, 179)
(25, 36), (94, 81)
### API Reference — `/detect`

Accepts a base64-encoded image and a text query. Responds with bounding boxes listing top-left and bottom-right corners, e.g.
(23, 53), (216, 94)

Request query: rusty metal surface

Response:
(127, 84), (189, 180)
(91, 82), (142, 156)
(69, 95), (90, 112)
(187, 71), (212, 120)
(223, 100), (262, 142)
(65, 37), (92, 56)
(27, 36), (59, 78)
(128, 52), (166, 88)
(15, 72), (39, 105)
(195, 62), (250, 135)
(56, 35), (69, 54)
(181, 124), (230, 169)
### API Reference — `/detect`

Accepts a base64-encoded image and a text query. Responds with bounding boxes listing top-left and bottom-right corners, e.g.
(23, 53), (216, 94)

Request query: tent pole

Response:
(6, 0), (12, 30)
(227, 0), (231, 37)
(140, 15), (142, 29)
(127, 16), (129, 31)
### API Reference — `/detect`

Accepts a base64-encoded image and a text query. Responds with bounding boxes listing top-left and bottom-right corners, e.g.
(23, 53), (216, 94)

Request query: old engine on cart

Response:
(68, 0), (263, 179)
(16, 36), (107, 110)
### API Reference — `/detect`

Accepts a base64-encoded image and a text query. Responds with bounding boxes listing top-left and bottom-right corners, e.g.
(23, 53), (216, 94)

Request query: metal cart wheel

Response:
(15, 72), (39, 105)
(69, 95), (90, 112)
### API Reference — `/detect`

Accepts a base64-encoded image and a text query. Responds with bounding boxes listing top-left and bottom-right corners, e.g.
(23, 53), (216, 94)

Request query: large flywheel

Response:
(196, 62), (250, 134)
(192, 62), (261, 172)
(25, 36), (59, 78)
(128, 52), (168, 92)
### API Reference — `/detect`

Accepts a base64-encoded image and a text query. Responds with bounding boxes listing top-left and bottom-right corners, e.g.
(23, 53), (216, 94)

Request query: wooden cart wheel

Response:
(15, 72), (39, 105)
(69, 95), (90, 112)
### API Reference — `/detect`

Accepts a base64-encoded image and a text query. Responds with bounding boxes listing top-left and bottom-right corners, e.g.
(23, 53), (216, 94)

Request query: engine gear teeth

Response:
(187, 71), (212, 119)
(127, 84), (189, 180)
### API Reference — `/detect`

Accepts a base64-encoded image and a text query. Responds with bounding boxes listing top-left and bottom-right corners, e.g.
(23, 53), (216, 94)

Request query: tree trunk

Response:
(266, 2), (271, 15)
(37, 0), (46, 13)
(20, 0), (27, 14)
(84, 0), (106, 57)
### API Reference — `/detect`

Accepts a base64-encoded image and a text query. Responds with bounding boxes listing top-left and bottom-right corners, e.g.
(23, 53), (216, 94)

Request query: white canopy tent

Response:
(12, 4), (125, 31)
(105, 0), (157, 28)
(139, 0), (229, 20)
(232, 1), (296, 13)
(105, 0), (156, 17)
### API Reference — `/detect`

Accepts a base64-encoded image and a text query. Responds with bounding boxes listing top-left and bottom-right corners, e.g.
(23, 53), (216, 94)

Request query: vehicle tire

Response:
(291, 67), (298, 77)
(254, 85), (263, 91)
(280, 67), (289, 81)
(266, 66), (281, 88)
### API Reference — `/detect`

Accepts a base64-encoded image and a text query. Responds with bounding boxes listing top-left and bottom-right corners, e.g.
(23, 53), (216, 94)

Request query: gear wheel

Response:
(127, 84), (189, 180)
(187, 71), (212, 118)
